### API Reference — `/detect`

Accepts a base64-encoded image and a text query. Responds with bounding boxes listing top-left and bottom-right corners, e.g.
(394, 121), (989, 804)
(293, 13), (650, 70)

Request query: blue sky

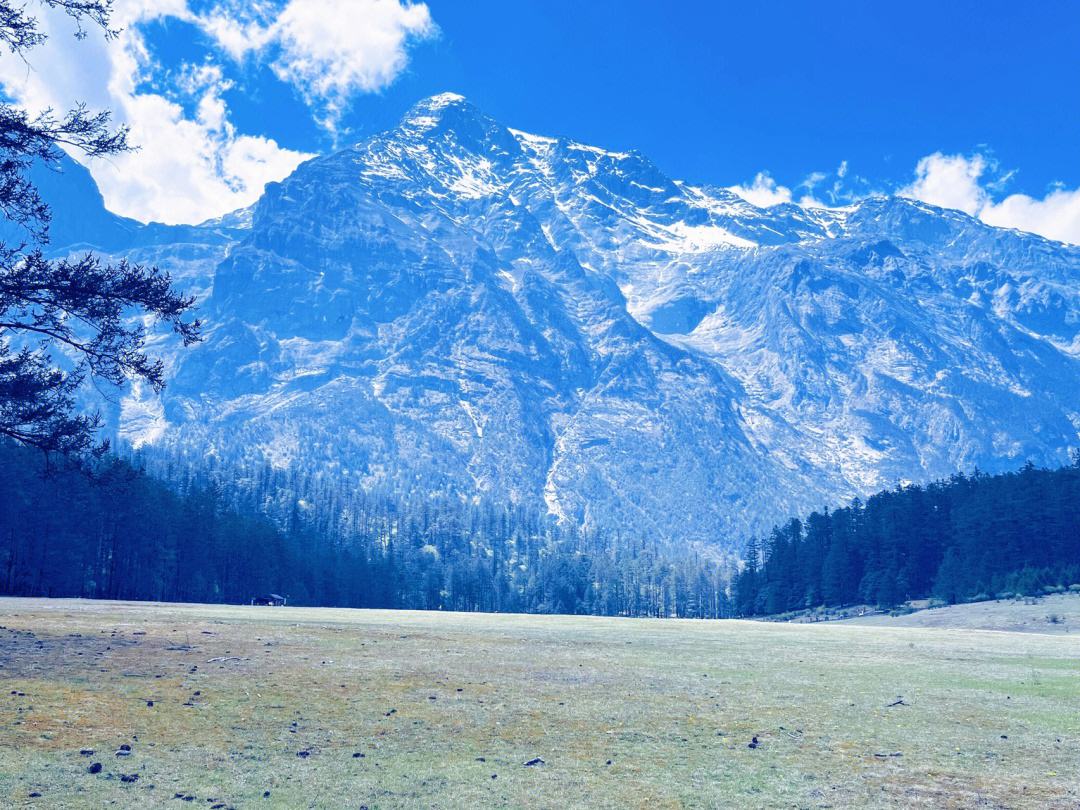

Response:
(2, 0), (1078, 240)
(286, 0), (1080, 198)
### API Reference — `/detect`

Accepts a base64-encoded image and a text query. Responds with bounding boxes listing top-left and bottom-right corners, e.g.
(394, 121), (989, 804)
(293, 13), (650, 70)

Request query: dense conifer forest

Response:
(734, 459), (1080, 616)
(0, 442), (730, 617)
(5, 439), (1079, 619)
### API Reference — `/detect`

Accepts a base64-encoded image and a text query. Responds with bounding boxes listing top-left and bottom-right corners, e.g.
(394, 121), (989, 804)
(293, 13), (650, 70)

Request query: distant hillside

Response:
(734, 460), (1080, 615)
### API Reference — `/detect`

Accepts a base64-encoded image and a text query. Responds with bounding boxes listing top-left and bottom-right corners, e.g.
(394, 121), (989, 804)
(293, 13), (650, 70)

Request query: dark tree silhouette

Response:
(734, 459), (1080, 615)
(0, 0), (200, 453)
(0, 440), (736, 617)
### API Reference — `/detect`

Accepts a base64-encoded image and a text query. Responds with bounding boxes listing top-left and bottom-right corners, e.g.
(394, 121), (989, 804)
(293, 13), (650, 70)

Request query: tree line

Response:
(0, 441), (733, 617)
(6, 441), (1080, 618)
(734, 459), (1080, 616)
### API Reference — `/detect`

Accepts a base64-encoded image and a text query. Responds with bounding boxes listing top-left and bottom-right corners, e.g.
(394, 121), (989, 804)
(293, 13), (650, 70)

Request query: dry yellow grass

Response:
(842, 593), (1080, 634)
(1, 597), (1078, 808)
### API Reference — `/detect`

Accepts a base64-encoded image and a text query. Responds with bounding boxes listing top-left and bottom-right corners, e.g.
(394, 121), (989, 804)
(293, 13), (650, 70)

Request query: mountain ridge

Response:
(43, 93), (1080, 547)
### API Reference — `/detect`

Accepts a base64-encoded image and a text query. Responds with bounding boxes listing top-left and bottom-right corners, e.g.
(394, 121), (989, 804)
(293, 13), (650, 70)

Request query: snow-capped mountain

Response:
(48, 93), (1080, 545)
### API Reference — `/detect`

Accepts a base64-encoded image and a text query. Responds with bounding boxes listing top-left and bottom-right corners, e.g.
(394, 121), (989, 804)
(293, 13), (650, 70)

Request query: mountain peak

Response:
(420, 91), (468, 107)
(402, 91), (478, 125)
(396, 91), (520, 156)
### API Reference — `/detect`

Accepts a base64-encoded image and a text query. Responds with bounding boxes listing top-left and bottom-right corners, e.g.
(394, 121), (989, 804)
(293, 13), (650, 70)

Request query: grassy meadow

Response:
(1, 597), (1078, 808)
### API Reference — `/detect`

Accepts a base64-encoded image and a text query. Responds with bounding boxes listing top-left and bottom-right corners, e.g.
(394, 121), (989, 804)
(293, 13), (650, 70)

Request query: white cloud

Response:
(900, 152), (1080, 244)
(0, 0), (435, 224)
(730, 153), (1080, 245)
(979, 188), (1080, 245)
(200, 0), (436, 134)
(727, 171), (836, 210)
(196, 2), (277, 59)
(0, 3), (311, 223)
(801, 171), (828, 191)
(726, 172), (793, 208)
(898, 152), (989, 215)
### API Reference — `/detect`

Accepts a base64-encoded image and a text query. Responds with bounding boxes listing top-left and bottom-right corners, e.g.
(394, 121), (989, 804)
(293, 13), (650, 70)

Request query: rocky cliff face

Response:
(49, 94), (1080, 545)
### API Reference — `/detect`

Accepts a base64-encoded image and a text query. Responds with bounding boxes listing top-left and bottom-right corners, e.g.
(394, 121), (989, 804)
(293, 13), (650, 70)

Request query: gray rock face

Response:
(49, 93), (1080, 545)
